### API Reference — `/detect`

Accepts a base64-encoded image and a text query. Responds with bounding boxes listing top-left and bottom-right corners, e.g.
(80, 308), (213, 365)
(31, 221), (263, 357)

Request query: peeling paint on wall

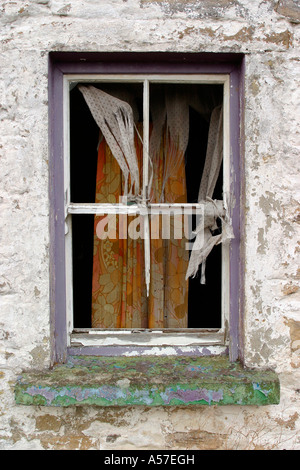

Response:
(0, 0), (299, 451)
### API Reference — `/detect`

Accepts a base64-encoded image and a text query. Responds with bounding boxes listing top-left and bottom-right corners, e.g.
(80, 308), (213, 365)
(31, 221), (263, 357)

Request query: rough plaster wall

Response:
(0, 0), (299, 450)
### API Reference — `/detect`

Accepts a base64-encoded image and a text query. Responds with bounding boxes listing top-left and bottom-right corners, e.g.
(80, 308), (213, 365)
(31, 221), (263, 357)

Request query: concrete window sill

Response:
(15, 355), (280, 407)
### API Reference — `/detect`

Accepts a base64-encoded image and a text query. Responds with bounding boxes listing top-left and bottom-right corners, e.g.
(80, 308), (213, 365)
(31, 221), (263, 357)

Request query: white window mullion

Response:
(143, 79), (150, 201)
(143, 79), (151, 296)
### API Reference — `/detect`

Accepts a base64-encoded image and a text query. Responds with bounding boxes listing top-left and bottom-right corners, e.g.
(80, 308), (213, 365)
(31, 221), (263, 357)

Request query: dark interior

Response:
(70, 84), (223, 328)
(185, 106), (222, 328)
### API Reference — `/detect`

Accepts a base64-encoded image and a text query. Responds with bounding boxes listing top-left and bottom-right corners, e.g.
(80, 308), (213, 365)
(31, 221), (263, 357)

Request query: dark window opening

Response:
(70, 83), (223, 329)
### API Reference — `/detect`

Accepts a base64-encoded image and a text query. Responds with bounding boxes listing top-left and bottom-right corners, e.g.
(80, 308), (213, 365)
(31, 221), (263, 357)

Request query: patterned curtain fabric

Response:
(91, 125), (189, 328)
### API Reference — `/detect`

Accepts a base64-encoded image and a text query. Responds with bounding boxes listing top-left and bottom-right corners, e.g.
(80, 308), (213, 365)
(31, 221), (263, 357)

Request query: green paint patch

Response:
(15, 356), (280, 407)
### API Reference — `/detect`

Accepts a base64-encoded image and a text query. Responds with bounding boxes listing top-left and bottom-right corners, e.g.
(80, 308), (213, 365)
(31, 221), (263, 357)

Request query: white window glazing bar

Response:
(143, 79), (151, 295)
(66, 74), (229, 84)
(67, 202), (224, 216)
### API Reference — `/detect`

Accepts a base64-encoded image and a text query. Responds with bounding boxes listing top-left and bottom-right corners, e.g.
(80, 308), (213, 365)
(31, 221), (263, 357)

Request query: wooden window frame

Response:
(48, 52), (244, 365)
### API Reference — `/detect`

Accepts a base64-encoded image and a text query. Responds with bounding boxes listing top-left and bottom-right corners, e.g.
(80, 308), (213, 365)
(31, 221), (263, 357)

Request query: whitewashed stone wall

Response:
(0, 0), (299, 450)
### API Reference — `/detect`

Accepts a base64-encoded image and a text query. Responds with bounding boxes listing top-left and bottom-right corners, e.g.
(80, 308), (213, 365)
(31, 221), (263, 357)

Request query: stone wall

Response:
(0, 0), (299, 450)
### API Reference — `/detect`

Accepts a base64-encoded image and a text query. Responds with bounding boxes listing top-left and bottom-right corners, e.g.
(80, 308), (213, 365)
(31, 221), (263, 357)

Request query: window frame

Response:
(48, 52), (244, 365)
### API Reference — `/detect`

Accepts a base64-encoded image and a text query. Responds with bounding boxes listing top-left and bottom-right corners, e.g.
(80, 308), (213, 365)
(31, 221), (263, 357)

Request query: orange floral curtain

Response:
(91, 125), (189, 328)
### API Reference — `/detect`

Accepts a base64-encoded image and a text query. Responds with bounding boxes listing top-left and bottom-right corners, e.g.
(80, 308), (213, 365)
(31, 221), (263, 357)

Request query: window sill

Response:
(15, 355), (280, 407)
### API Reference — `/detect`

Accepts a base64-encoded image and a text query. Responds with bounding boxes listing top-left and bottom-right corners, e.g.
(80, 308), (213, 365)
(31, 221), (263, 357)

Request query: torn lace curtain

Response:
(78, 85), (140, 197)
(186, 105), (234, 283)
(78, 84), (234, 287)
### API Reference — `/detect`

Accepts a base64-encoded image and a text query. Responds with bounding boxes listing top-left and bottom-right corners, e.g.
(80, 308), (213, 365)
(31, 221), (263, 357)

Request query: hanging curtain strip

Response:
(78, 85), (140, 196)
(158, 87), (190, 203)
(148, 91), (166, 202)
(186, 105), (234, 283)
(198, 105), (223, 201)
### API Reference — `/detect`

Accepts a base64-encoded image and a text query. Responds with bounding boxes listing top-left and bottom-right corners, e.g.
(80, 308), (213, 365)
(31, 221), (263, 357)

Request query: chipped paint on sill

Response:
(67, 344), (228, 357)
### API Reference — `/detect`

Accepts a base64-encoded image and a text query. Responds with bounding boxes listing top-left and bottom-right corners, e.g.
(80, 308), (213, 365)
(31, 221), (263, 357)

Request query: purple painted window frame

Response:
(48, 52), (245, 365)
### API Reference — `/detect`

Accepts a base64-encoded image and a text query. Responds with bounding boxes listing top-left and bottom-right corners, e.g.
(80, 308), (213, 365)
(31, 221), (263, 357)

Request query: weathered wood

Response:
(70, 329), (225, 347)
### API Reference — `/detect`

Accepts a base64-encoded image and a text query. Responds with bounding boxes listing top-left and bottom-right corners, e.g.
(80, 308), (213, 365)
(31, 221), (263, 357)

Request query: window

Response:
(49, 53), (243, 364)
